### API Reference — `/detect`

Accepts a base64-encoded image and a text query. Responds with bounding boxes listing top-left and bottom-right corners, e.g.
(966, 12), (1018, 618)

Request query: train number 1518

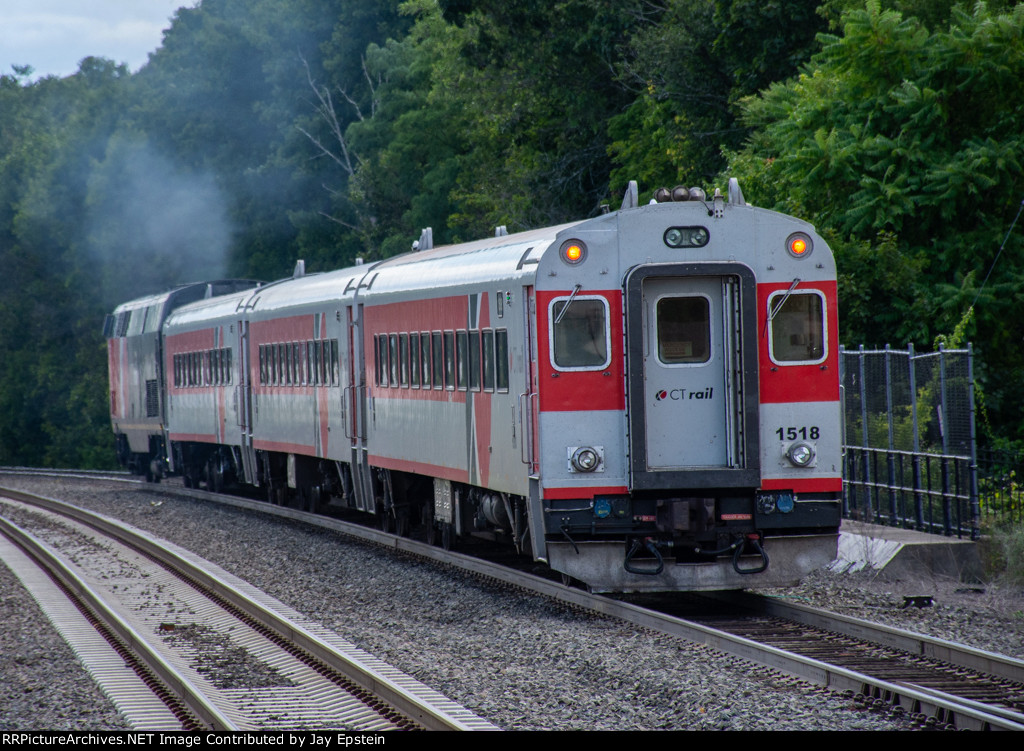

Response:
(775, 426), (820, 440)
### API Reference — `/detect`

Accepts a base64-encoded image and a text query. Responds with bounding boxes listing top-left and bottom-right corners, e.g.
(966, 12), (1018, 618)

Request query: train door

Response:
(346, 302), (374, 513)
(523, 284), (547, 561)
(521, 286), (540, 477)
(625, 264), (760, 490)
(237, 319), (258, 484)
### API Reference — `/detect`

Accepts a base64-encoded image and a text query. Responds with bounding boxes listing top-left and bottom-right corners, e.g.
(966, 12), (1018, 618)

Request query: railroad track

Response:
(0, 485), (496, 731)
(3, 470), (1022, 730)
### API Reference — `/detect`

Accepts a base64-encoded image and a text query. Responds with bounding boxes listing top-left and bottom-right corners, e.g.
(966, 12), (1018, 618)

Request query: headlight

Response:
(786, 441), (815, 467)
(568, 446), (603, 473)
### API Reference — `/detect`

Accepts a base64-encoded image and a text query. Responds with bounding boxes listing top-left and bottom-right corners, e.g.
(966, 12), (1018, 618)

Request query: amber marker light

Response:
(786, 232), (813, 259)
(559, 239), (588, 265)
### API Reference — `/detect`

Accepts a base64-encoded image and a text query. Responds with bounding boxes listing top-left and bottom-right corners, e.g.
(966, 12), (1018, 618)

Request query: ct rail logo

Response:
(653, 386), (715, 403)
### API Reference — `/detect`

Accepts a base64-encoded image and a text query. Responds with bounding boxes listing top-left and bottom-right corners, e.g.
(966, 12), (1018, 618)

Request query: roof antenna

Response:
(620, 180), (639, 211)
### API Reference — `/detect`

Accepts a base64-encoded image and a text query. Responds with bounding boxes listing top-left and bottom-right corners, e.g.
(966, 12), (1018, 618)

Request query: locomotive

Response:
(106, 179), (842, 592)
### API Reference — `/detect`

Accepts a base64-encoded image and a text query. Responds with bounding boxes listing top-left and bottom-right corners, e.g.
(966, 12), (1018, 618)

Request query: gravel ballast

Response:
(3, 476), (1020, 731)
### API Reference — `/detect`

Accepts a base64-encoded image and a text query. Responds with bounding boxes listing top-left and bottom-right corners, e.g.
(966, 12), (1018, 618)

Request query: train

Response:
(105, 179), (842, 592)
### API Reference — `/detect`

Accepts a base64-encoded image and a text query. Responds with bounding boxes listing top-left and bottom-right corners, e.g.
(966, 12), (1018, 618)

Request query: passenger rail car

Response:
(107, 180), (842, 592)
(104, 280), (261, 480)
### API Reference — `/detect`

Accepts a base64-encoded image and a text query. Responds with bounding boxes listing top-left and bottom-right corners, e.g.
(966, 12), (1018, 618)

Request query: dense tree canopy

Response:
(1, 0), (1024, 465)
(729, 1), (1024, 437)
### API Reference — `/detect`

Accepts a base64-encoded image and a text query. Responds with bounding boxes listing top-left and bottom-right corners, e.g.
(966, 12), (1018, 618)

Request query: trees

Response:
(609, 0), (826, 198)
(728, 1), (1024, 437)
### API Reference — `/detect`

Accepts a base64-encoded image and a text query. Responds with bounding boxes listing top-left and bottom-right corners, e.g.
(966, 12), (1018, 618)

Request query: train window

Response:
(400, 334), (410, 387)
(549, 296), (610, 370)
(126, 309), (145, 337)
(422, 333), (433, 388)
(656, 296), (711, 365)
(115, 311), (131, 337)
(293, 342), (302, 385)
(410, 334), (420, 388)
(456, 331), (468, 390)
(224, 349), (232, 385)
(372, 338), (380, 387)
(469, 331), (481, 391)
(432, 332), (443, 389)
(331, 340), (339, 386)
(320, 340), (328, 385)
(144, 304), (162, 334)
(371, 338), (378, 386)
(386, 334), (397, 387)
(444, 331), (455, 389)
(768, 290), (826, 364)
(496, 330), (509, 392)
(482, 330), (495, 391)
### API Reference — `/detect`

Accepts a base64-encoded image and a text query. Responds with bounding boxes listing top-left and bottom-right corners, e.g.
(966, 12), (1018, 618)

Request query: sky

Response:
(1, 1), (185, 80)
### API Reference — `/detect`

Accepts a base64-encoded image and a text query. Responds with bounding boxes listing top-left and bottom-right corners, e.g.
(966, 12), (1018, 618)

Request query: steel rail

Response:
(0, 485), (495, 731)
(7, 476), (1021, 730)
(150, 485), (1024, 729)
(709, 590), (1024, 685)
(0, 515), (237, 730)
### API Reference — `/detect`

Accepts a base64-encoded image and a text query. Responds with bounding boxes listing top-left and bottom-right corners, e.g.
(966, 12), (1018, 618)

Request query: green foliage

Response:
(982, 522), (1024, 584)
(728, 1), (1024, 440)
(609, 0), (826, 194)
(6, 0), (1024, 467)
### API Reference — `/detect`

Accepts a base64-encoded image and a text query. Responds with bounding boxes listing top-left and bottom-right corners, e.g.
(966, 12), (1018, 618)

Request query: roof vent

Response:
(293, 259), (306, 278)
(413, 227), (433, 251)
(620, 180), (639, 210)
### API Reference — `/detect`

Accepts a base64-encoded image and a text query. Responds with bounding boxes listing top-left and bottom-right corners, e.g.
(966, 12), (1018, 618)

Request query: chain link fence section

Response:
(839, 345), (980, 539)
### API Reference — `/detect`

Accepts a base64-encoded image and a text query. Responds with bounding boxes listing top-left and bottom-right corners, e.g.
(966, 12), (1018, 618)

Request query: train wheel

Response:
(306, 485), (322, 514)
(440, 522), (453, 551)
(379, 506), (393, 534)
(423, 505), (436, 546)
(395, 508), (410, 538)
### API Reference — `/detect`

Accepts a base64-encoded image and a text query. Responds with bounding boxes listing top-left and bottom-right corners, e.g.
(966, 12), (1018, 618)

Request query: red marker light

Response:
(559, 239), (588, 265)
(786, 232), (813, 259)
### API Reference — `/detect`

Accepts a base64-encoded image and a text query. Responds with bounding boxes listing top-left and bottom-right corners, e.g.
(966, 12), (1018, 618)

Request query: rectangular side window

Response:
(768, 291), (826, 364)
(482, 330), (495, 391)
(388, 334), (398, 387)
(456, 330), (468, 390)
(496, 329), (509, 392)
(432, 332), (443, 389)
(469, 331), (481, 391)
(550, 297), (610, 371)
(443, 331), (455, 390)
(331, 340), (339, 386)
(410, 333), (421, 388)
(399, 333), (409, 387)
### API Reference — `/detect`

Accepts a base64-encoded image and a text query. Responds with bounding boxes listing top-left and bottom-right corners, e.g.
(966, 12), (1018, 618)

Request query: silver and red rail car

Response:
(107, 181), (841, 592)
(104, 280), (261, 480)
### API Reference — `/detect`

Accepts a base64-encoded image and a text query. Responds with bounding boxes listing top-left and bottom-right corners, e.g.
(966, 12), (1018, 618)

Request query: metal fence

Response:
(976, 447), (1024, 527)
(839, 345), (980, 539)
